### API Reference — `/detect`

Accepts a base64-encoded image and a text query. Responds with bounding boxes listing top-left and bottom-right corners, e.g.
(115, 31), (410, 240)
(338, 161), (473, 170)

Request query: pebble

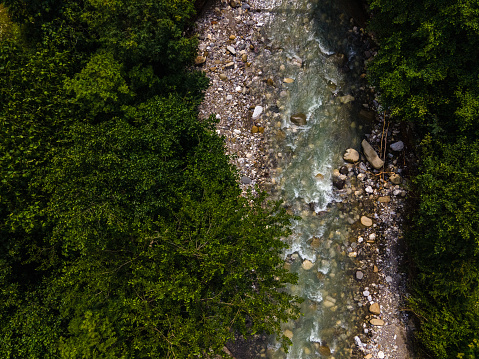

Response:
(361, 216), (373, 227)
(226, 45), (236, 55)
(378, 351), (385, 358)
(356, 271), (364, 280)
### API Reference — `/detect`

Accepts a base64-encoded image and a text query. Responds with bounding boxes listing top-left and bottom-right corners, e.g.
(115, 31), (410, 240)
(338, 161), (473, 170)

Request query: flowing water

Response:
(252, 0), (371, 357)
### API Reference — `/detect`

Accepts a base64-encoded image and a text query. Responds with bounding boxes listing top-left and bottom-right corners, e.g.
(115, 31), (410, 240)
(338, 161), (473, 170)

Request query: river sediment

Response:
(195, 0), (414, 358)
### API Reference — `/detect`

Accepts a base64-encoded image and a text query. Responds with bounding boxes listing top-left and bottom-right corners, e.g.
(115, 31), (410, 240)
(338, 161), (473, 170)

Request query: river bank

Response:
(194, 0), (415, 357)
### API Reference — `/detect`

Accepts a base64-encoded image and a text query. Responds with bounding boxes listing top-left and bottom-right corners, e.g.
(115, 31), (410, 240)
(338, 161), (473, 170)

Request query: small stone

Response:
(284, 329), (293, 339)
(365, 186), (373, 194)
(361, 216), (373, 227)
(266, 78), (274, 86)
(378, 351), (385, 359)
(365, 354), (373, 359)
(240, 176), (252, 184)
(241, 53), (248, 62)
(373, 265), (379, 273)
(226, 45), (236, 55)
(378, 196), (391, 203)
(386, 275), (393, 283)
(302, 259), (314, 270)
(369, 233), (376, 241)
(229, 34), (236, 41)
(251, 126), (259, 133)
(390, 140), (404, 151)
(252, 106), (263, 119)
(363, 290), (370, 297)
(356, 271), (364, 280)
(390, 173), (402, 184)
(343, 148), (359, 163)
(370, 318), (385, 326)
(315, 173), (324, 180)
(219, 73), (227, 80)
(369, 302), (381, 315)
(258, 127), (264, 133)
(348, 252), (357, 258)
(226, 95), (233, 101)
(283, 77), (295, 83)
(195, 56), (206, 65)
(290, 113), (307, 126)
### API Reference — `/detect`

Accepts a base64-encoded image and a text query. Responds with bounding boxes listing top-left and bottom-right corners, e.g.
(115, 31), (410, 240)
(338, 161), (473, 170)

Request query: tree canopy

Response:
(368, 0), (479, 357)
(0, 0), (300, 357)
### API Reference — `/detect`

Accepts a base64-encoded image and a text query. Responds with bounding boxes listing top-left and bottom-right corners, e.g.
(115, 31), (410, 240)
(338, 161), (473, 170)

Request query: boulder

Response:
(369, 302), (381, 315)
(361, 139), (384, 169)
(343, 148), (359, 163)
(284, 329), (293, 339)
(290, 113), (307, 126)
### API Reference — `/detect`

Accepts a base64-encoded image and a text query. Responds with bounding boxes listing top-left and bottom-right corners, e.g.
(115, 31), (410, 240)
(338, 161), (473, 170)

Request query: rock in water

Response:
(390, 140), (404, 151)
(283, 77), (295, 83)
(302, 260), (314, 270)
(290, 113), (307, 126)
(343, 148), (359, 163)
(318, 345), (331, 356)
(361, 139), (384, 169)
(252, 106), (263, 119)
(339, 94), (355, 104)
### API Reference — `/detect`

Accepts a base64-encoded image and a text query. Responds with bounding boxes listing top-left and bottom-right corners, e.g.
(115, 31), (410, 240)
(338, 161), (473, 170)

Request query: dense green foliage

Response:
(368, 0), (479, 357)
(0, 1), (300, 357)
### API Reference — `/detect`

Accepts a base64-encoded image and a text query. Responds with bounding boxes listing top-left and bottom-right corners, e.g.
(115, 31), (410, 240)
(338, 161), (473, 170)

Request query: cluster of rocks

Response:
(196, 0), (273, 193)
(195, 0), (414, 358)
(333, 117), (414, 358)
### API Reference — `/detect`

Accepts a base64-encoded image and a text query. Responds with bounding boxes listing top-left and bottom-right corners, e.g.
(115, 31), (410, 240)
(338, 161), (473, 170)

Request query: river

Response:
(251, 0), (371, 357)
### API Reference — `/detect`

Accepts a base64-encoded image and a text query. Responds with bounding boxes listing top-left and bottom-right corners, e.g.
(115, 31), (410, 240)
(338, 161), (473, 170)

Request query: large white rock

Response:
(252, 106), (263, 119)
(226, 45), (236, 55)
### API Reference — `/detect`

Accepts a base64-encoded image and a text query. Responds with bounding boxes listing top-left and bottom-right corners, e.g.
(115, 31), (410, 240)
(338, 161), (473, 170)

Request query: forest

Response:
(0, 0), (301, 357)
(2, 0), (479, 357)
(368, 0), (479, 357)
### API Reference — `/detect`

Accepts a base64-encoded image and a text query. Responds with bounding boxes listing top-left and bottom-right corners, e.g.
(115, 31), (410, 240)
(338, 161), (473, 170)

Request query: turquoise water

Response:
(253, 0), (369, 357)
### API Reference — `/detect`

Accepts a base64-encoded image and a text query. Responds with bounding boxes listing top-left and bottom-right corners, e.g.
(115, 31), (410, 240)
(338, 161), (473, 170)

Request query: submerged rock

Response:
(290, 113), (307, 126)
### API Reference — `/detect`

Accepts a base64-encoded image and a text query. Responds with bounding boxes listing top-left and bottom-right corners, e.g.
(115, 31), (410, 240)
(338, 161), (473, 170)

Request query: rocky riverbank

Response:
(195, 0), (415, 358)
